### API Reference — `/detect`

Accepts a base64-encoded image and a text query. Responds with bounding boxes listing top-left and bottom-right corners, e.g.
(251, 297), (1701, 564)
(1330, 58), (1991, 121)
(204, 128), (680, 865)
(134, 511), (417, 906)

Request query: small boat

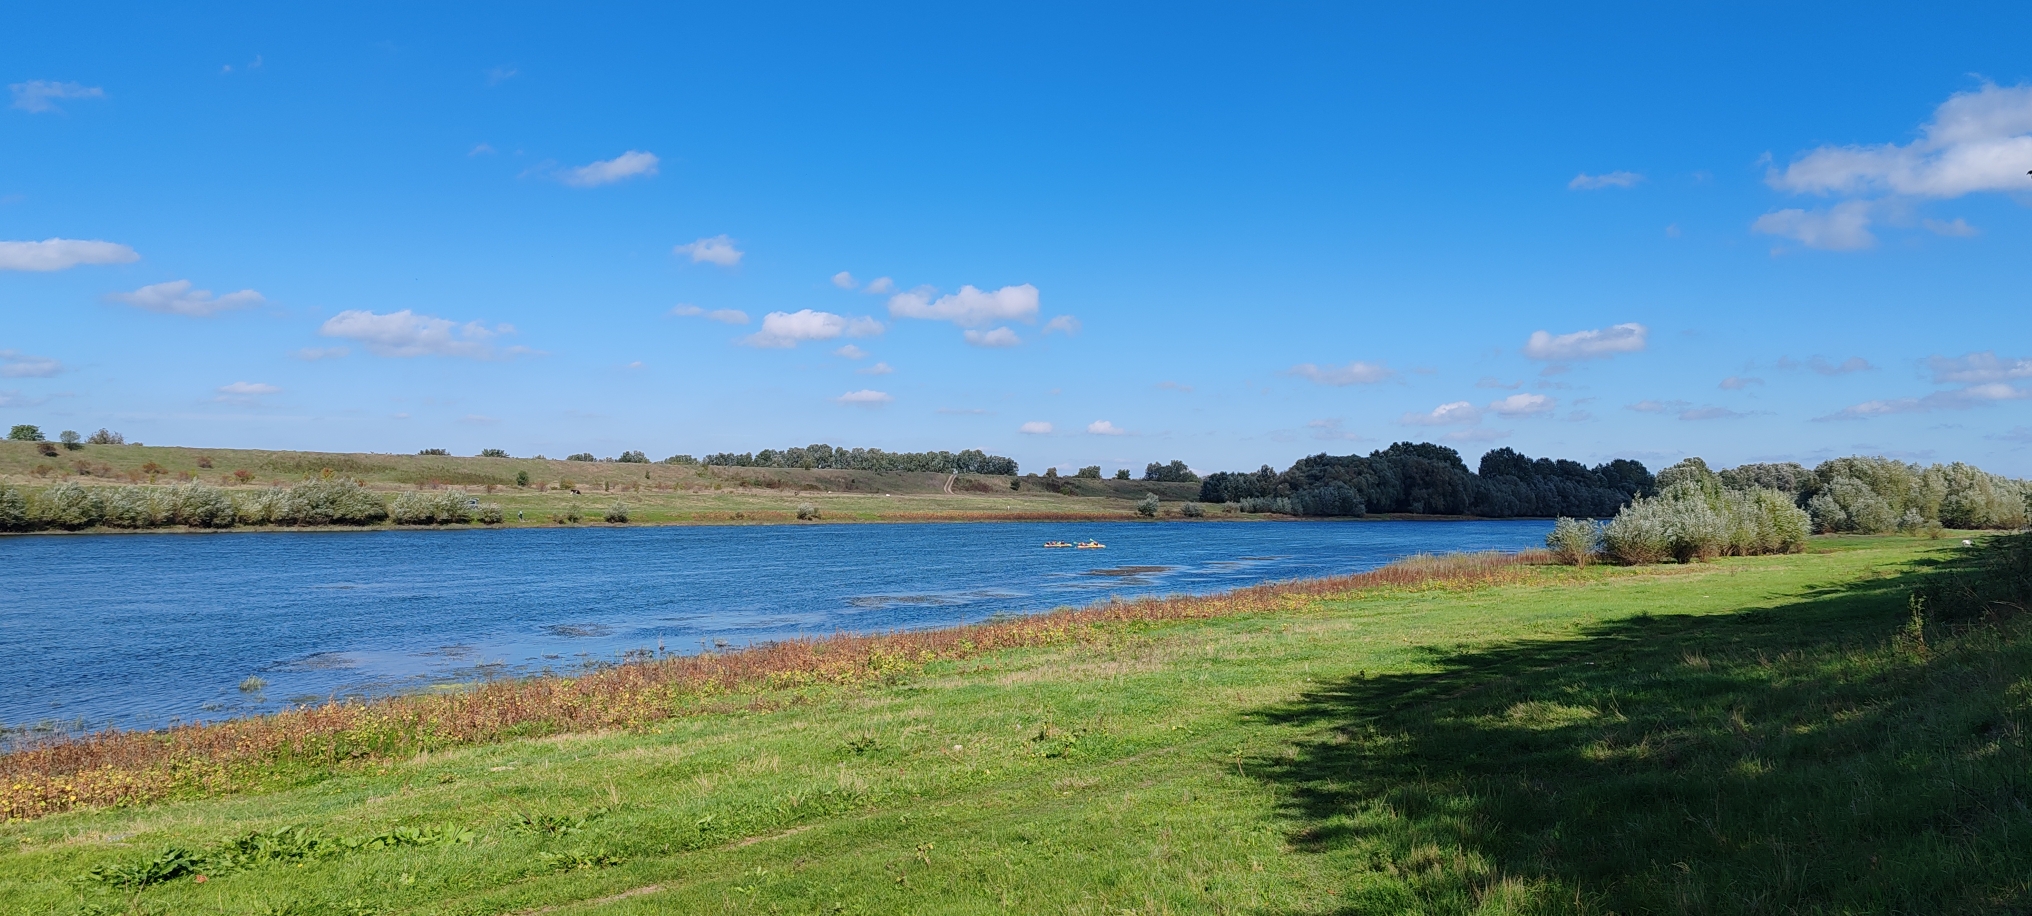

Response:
(1075, 540), (1105, 549)
(1043, 540), (1074, 548)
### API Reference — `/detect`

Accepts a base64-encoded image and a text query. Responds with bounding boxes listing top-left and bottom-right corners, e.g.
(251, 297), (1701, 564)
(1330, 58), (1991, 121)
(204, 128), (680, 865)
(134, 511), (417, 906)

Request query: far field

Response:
(0, 442), (1205, 525)
(4, 536), (2027, 914)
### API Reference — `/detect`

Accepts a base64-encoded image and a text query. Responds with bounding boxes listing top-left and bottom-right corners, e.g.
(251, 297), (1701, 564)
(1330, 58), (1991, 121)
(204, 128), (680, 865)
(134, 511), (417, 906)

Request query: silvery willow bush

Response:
(238, 478), (389, 526)
(390, 490), (474, 525)
(1603, 469), (1809, 565)
(1545, 517), (1602, 565)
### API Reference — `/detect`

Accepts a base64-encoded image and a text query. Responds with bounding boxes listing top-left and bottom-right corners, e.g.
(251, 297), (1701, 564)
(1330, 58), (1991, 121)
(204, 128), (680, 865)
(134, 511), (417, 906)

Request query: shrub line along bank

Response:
(0, 551), (1540, 823)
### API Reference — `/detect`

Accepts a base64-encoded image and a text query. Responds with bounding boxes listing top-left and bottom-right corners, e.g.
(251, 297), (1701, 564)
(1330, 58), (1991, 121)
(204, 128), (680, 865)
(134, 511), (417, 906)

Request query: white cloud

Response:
(0, 238), (139, 271)
(888, 284), (1039, 327)
(859, 361), (894, 376)
(10, 80), (104, 113)
(1043, 315), (1081, 336)
(1927, 352), (2032, 384)
(1625, 399), (1690, 414)
(561, 150), (659, 187)
(963, 327), (1022, 348)
(1751, 200), (1876, 250)
(1475, 377), (1521, 389)
(216, 381), (279, 399)
(1777, 355), (1875, 375)
(1019, 421), (1053, 434)
(108, 280), (264, 317)
(1488, 393), (1556, 417)
(1568, 171), (1643, 190)
(318, 309), (517, 358)
(742, 309), (882, 348)
(1400, 401), (1481, 426)
(293, 346), (349, 361)
(0, 350), (64, 378)
(674, 235), (742, 266)
(485, 66), (518, 86)
(1522, 323), (1647, 361)
(1087, 420), (1126, 436)
(1922, 217), (1979, 237)
(671, 304), (750, 324)
(1719, 375), (1764, 390)
(1679, 406), (1750, 420)
(864, 277), (895, 294)
(1818, 383), (2029, 420)
(835, 389), (892, 405)
(1289, 360), (1394, 386)
(831, 271), (857, 289)
(1768, 83), (2032, 199)
(834, 344), (868, 359)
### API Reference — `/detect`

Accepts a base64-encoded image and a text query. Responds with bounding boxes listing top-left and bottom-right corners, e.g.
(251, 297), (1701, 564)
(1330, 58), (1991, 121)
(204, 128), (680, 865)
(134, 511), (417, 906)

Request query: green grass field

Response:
(4, 536), (2028, 914)
(0, 441), (1205, 526)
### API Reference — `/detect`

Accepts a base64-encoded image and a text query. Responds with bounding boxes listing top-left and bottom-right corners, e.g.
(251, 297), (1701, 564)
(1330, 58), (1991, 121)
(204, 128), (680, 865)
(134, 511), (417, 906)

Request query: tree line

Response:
(1195, 443), (1655, 518)
(699, 444), (1019, 476)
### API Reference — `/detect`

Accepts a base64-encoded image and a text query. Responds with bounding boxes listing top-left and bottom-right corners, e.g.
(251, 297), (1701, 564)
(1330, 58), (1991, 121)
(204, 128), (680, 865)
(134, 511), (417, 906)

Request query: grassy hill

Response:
(4, 535), (2028, 913)
(0, 441), (1205, 526)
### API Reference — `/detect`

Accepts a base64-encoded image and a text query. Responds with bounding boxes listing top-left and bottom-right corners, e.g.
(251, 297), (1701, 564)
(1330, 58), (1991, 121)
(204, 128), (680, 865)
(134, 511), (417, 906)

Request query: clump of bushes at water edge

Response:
(0, 478), (501, 532)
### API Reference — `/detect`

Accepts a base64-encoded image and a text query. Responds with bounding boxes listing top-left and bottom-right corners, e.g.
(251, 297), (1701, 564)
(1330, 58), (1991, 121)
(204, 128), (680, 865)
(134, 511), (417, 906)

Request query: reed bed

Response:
(0, 550), (1542, 822)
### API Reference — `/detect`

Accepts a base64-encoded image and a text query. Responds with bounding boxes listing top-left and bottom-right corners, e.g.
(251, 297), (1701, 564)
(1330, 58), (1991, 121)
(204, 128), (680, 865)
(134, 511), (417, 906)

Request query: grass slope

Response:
(0, 441), (1204, 526)
(4, 537), (2029, 914)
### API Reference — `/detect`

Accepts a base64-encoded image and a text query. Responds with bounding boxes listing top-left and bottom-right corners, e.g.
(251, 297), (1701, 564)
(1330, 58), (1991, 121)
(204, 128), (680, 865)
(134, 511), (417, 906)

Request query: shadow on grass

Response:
(1253, 560), (2032, 915)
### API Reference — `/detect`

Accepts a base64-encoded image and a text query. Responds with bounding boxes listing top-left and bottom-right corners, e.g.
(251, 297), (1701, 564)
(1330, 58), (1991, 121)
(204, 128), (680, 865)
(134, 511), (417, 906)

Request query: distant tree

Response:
(514, 470), (530, 487)
(1136, 494), (1160, 517)
(661, 454), (698, 465)
(1043, 467), (1059, 479)
(617, 450), (649, 463)
(417, 448), (450, 456)
(86, 428), (124, 445)
(567, 453), (596, 462)
(1143, 460), (1198, 483)
(59, 430), (82, 450)
(1113, 469), (1130, 480)
(7, 424), (44, 442)
(1076, 465), (1101, 479)
(1010, 477), (1021, 491)
(479, 448), (510, 458)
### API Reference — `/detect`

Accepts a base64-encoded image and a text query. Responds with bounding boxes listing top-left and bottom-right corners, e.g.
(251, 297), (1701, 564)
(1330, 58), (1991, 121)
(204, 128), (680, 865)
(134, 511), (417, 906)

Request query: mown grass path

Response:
(5, 537), (2027, 915)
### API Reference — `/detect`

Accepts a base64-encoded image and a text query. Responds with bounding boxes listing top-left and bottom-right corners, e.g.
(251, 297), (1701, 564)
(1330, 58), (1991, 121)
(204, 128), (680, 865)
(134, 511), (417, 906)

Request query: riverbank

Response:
(6, 535), (2026, 912)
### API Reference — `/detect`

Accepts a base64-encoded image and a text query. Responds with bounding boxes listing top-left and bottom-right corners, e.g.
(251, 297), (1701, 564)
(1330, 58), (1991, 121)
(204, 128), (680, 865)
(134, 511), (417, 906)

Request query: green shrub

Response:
(1076, 466), (1101, 479)
(604, 503), (630, 523)
(1113, 469), (1130, 480)
(101, 486), (166, 529)
(417, 448), (450, 456)
(391, 490), (474, 525)
(476, 503), (505, 524)
(33, 482), (104, 530)
(617, 450), (649, 463)
(514, 470), (530, 487)
(168, 483), (238, 528)
(567, 453), (596, 462)
(1602, 500), (1671, 565)
(1180, 501), (1206, 518)
(1545, 517), (1601, 565)
(479, 448), (509, 458)
(7, 424), (44, 442)
(796, 503), (819, 520)
(241, 478), (389, 526)
(86, 428), (125, 445)
(1605, 483), (1809, 565)
(0, 487), (29, 531)
(1136, 494), (1159, 517)
(59, 430), (82, 451)
(661, 454), (698, 465)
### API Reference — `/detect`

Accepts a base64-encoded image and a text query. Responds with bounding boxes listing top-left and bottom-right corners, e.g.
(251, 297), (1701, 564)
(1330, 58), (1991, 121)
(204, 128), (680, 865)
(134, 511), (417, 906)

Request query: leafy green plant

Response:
(604, 502), (630, 523)
(6, 424), (44, 442)
(796, 502), (820, 520)
(1545, 517), (1601, 566)
(1136, 494), (1159, 517)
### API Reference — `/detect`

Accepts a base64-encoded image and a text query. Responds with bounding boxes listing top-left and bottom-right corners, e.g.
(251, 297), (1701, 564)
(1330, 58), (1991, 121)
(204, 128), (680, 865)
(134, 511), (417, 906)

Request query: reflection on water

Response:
(1, 519), (1551, 736)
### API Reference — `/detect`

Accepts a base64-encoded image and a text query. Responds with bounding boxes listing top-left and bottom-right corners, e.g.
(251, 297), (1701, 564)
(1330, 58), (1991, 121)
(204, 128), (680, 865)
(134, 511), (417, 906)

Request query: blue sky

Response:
(4, 3), (2030, 476)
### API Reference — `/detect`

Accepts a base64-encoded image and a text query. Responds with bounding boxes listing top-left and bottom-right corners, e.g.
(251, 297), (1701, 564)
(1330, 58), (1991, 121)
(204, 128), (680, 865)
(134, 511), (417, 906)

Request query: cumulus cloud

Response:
(1487, 393), (1556, 418)
(1522, 323), (1647, 361)
(963, 327), (1022, 348)
(1767, 83), (2032, 199)
(859, 361), (894, 375)
(674, 235), (742, 266)
(10, 80), (104, 113)
(1818, 383), (2029, 420)
(1926, 351), (2032, 384)
(1752, 200), (1876, 250)
(835, 389), (892, 405)
(671, 304), (750, 324)
(0, 238), (139, 271)
(1087, 420), (1126, 436)
(319, 309), (519, 358)
(1042, 315), (1081, 336)
(834, 344), (868, 359)
(1401, 401), (1482, 426)
(561, 150), (659, 187)
(1719, 375), (1764, 390)
(742, 310), (882, 348)
(1568, 171), (1643, 190)
(889, 284), (1039, 327)
(831, 271), (857, 289)
(0, 350), (64, 378)
(1020, 421), (1053, 435)
(1288, 361), (1394, 386)
(108, 280), (264, 317)
(863, 277), (895, 294)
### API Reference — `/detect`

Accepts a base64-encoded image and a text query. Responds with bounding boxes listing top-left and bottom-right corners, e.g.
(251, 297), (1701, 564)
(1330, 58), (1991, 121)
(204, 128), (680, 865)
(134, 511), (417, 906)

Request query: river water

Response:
(1, 519), (1551, 737)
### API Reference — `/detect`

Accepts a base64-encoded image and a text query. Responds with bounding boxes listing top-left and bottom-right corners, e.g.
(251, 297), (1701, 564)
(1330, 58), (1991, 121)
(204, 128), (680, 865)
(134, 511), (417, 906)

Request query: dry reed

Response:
(0, 551), (1541, 822)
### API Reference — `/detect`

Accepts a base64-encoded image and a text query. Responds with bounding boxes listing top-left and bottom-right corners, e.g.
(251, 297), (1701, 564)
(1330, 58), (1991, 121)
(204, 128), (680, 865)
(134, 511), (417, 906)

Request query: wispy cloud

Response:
(889, 284), (1039, 327)
(1523, 323), (1647, 361)
(1926, 351), (2032, 384)
(318, 309), (522, 359)
(963, 327), (1022, 348)
(9, 80), (104, 114)
(834, 344), (868, 359)
(742, 310), (882, 348)
(675, 235), (742, 266)
(216, 381), (280, 402)
(1752, 200), (1876, 250)
(1400, 401), (1482, 426)
(485, 66), (518, 86)
(1568, 171), (1643, 190)
(1020, 421), (1053, 434)
(108, 280), (264, 317)
(835, 389), (892, 406)
(864, 277), (895, 294)
(293, 347), (349, 361)
(1307, 418), (1363, 441)
(858, 361), (894, 375)
(1087, 420), (1126, 436)
(0, 238), (138, 271)
(1487, 393), (1556, 418)
(1475, 377), (1521, 390)
(1042, 315), (1081, 336)
(561, 150), (659, 187)
(1719, 375), (1764, 390)
(0, 350), (64, 378)
(1679, 406), (1751, 421)
(1777, 355), (1875, 376)
(1922, 217), (1979, 237)
(671, 304), (750, 325)
(1818, 383), (2029, 421)
(1288, 361), (1394, 386)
